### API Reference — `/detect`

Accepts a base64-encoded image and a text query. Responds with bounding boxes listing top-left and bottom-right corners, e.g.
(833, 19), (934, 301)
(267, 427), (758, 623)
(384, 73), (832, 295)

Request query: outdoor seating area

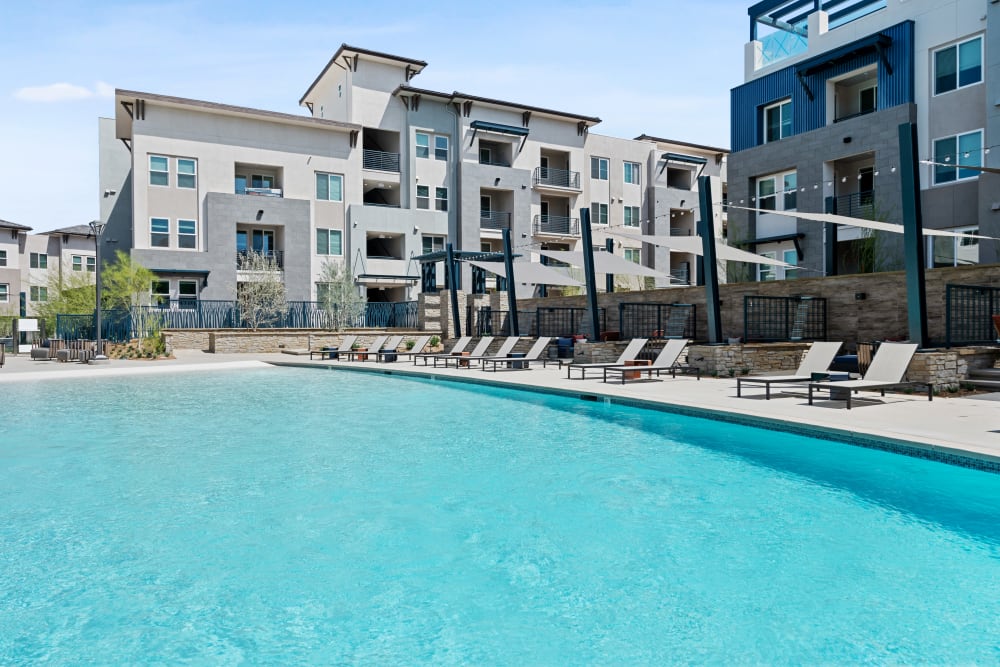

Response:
(602, 339), (700, 384)
(808, 342), (932, 410)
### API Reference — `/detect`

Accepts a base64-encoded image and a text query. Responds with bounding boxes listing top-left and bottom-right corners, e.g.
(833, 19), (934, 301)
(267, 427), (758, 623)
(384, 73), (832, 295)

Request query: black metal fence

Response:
(467, 306), (606, 337)
(619, 303), (697, 340)
(743, 295), (827, 342)
(945, 284), (1000, 347)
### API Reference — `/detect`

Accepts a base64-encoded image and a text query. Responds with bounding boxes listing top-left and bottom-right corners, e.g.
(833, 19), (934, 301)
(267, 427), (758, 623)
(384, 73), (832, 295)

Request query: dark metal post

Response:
(579, 208), (601, 341)
(824, 195), (838, 276)
(502, 228), (519, 336)
(898, 122), (929, 347)
(445, 243), (461, 339)
(88, 220), (108, 361)
(538, 254), (548, 298)
(605, 238), (614, 293)
(697, 176), (722, 344)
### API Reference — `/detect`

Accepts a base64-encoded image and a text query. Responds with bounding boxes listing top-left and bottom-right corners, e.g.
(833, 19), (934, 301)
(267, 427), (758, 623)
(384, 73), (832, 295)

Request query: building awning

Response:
(663, 152), (708, 165)
(470, 120), (529, 137)
(743, 232), (806, 260)
(466, 259), (583, 287)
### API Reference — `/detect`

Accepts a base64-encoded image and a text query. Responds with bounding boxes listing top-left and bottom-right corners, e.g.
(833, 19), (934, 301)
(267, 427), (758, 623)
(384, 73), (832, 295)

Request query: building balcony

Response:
(242, 187), (283, 198)
(532, 167), (581, 191)
(834, 190), (876, 220)
(480, 210), (511, 231)
(532, 214), (579, 237)
(236, 249), (284, 270)
(363, 149), (401, 173)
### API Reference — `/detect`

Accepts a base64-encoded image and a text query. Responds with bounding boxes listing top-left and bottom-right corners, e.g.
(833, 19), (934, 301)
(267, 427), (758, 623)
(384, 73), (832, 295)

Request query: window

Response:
(151, 280), (170, 308)
(178, 219), (197, 249)
(624, 205), (641, 227)
(479, 146), (492, 164)
(177, 159), (196, 188)
(930, 227), (979, 268)
(151, 218), (170, 247)
(422, 235), (445, 254)
(416, 185), (430, 209)
(758, 252), (776, 281)
(0, 250), (5, 266)
(756, 171), (797, 211)
(87, 256), (96, 272)
(623, 161), (641, 185)
(435, 187), (448, 212)
(0, 283), (7, 302)
(150, 155), (169, 186)
(782, 249), (798, 280)
(416, 133), (429, 159)
(934, 36), (983, 95)
(316, 173), (343, 201)
(30, 286), (47, 302)
(859, 86), (877, 114)
(316, 229), (343, 255)
(933, 130), (982, 184)
(73, 255), (83, 271)
(434, 136), (448, 161)
(624, 247), (641, 264)
(763, 99), (792, 143)
(250, 174), (274, 189)
(178, 280), (198, 309)
(30, 252), (47, 269)
(591, 157), (609, 180)
(590, 202), (609, 225)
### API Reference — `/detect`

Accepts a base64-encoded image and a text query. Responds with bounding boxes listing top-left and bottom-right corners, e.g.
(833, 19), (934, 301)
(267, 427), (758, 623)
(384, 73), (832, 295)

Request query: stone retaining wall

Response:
(906, 347), (1000, 391)
(161, 329), (431, 354)
(687, 342), (811, 377)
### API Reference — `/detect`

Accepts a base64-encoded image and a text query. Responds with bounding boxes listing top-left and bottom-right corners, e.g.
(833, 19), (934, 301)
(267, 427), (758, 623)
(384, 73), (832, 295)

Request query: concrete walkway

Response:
(2, 349), (998, 469)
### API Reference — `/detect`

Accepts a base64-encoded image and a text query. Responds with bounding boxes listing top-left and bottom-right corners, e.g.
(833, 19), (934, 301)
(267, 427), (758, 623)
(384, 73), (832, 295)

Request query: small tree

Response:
(34, 270), (96, 322)
(237, 250), (288, 330)
(317, 260), (365, 330)
(102, 250), (156, 311)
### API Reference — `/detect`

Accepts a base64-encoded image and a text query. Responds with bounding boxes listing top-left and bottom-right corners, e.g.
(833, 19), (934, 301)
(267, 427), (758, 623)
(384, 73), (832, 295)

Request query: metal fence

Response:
(743, 295), (827, 342)
(467, 306), (606, 337)
(536, 307), (606, 337)
(945, 284), (1000, 347)
(619, 303), (697, 340)
(467, 307), (536, 337)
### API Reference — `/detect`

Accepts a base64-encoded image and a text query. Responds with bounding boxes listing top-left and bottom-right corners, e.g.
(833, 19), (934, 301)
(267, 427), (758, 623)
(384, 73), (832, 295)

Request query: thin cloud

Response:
(13, 81), (114, 102)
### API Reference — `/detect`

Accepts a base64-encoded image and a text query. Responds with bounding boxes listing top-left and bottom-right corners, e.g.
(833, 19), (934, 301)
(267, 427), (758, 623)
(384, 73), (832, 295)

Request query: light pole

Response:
(88, 220), (109, 362)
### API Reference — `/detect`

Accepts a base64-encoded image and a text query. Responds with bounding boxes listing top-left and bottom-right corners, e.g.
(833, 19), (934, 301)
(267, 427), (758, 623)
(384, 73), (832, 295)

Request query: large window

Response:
(590, 202), (609, 225)
(177, 159), (197, 188)
(624, 247), (641, 264)
(178, 280), (198, 309)
(624, 205), (640, 227)
(151, 280), (170, 308)
(0, 250), (6, 266)
(422, 235), (445, 254)
(151, 218), (170, 247)
(316, 229), (343, 255)
(591, 157), (609, 180)
(316, 173), (343, 201)
(87, 256), (96, 272)
(149, 155), (169, 186)
(178, 219), (197, 249)
(623, 161), (641, 185)
(434, 136), (448, 161)
(763, 99), (792, 143)
(30, 286), (47, 302)
(930, 227), (978, 268)
(416, 185), (429, 209)
(30, 252), (47, 269)
(933, 130), (982, 184)
(756, 171), (797, 211)
(758, 252), (776, 281)
(0, 283), (7, 302)
(435, 187), (448, 212)
(934, 36), (983, 95)
(415, 133), (429, 159)
(72, 255), (83, 271)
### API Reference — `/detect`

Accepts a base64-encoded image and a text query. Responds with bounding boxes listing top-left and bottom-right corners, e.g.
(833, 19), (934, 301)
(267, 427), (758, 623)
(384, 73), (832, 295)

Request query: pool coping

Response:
(270, 360), (1000, 475)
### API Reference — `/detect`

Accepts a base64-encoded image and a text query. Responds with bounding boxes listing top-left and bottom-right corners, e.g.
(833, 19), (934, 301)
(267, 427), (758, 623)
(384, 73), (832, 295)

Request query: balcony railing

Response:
(363, 149), (401, 172)
(834, 107), (877, 124)
(243, 187), (283, 198)
(669, 227), (693, 236)
(670, 268), (691, 285)
(479, 156), (511, 167)
(532, 166), (580, 190)
(834, 190), (876, 220)
(532, 214), (579, 237)
(480, 210), (511, 230)
(236, 249), (284, 270)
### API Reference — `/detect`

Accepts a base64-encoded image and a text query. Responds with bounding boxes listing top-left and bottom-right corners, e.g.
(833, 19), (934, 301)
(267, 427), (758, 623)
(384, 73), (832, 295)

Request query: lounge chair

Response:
(373, 335), (405, 362)
(433, 337), (495, 368)
(565, 338), (648, 379)
(602, 338), (699, 384)
(414, 336), (472, 366)
(807, 342), (930, 409)
(736, 341), (843, 399)
(436, 336), (519, 369)
(309, 334), (357, 360)
(480, 337), (553, 372)
(341, 335), (387, 362)
(389, 335), (433, 362)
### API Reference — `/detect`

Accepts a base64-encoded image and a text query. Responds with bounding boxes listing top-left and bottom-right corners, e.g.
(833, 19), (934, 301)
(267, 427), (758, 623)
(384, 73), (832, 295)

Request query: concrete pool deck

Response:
(3, 349), (999, 469)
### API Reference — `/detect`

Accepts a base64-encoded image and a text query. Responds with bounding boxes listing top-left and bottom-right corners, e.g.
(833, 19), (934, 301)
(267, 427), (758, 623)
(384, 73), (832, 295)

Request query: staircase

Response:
(788, 299), (811, 341)
(966, 367), (1000, 390)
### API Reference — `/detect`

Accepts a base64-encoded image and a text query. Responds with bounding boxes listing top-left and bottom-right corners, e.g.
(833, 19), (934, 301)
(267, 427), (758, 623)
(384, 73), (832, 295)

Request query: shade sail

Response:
(466, 259), (584, 287)
(535, 249), (670, 278)
(614, 232), (795, 268)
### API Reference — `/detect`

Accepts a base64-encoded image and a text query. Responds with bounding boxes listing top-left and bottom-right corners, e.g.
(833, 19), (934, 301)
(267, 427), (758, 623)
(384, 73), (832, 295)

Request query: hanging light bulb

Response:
(813, 184), (818, 189)
(826, 181), (833, 187)
(890, 166), (896, 173)
(944, 156), (951, 162)
(841, 176), (847, 183)
(873, 171), (879, 176)
(963, 152), (970, 159)
(857, 174), (863, 179)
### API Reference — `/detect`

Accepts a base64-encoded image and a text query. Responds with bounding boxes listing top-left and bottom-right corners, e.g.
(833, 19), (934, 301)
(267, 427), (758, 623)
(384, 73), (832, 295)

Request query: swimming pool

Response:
(2, 367), (999, 664)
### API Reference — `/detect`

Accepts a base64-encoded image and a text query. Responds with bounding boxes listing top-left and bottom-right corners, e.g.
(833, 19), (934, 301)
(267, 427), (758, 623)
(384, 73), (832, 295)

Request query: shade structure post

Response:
(824, 196), (838, 276)
(502, 228), (519, 336)
(898, 122), (929, 347)
(697, 176), (722, 344)
(445, 243), (461, 339)
(605, 238), (614, 293)
(579, 208), (601, 341)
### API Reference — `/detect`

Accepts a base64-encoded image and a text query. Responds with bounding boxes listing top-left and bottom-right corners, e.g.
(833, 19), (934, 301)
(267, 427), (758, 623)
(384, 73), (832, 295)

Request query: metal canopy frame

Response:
(743, 232), (805, 260)
(749, 0), (886, 40)
(470, 120), (530, 153)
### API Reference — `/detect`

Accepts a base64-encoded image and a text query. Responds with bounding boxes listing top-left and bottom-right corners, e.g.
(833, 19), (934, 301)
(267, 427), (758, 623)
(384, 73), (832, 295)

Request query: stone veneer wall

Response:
(906, 347), (1000, 391)
(687, 343), (811, 376)
(163, 330), (428, 354)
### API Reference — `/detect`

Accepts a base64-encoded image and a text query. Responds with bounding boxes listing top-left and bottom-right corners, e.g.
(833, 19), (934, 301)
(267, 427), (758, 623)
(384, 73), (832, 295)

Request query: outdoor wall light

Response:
(855, 292), (867, 300)
(256, 209), (264, 220)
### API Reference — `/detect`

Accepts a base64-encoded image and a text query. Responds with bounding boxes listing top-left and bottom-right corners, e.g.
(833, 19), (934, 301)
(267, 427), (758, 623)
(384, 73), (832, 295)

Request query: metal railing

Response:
(834, 108), (877, 124)
(479, 157), (511, 167)
(669, 227), (693, 236)
(480, 210), (511, 230)
(945, 284), (1000, 347)
(744, 295), (827, 342)
(834, 190), (876, 219)
(536, 307), (606, 337)
(468, 307), (536, 337)
(532, 214), (580, 237)
(532, 166), (580, 189)
(242, 187), (283, 198)
(237, 249), (284, 269)
(670, 267), (691, 285)
(620, 303), (697, 340)
(363, 149), (401, 172)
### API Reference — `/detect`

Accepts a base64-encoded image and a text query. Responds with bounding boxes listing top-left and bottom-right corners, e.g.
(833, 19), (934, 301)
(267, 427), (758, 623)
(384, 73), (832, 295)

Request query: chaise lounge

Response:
(602, 338), (698, 384)
(309, 334), (357, 361)
(433, 336), (496, 368)
(480, 337), (553, 372)
(566, 338), (648, 380)
(736, 341), (843, 399)
(414, 336), (472, 366)
(807, 342), (930, 409)
(436, 336), (519, 369)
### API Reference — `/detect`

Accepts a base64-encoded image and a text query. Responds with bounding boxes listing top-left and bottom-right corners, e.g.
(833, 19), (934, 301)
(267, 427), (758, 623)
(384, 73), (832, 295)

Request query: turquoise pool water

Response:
(2, 367), (999, 664)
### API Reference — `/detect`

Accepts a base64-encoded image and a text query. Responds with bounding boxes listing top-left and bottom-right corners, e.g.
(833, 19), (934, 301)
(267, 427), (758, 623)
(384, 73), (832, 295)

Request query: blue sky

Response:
(2, 0), (748, 231)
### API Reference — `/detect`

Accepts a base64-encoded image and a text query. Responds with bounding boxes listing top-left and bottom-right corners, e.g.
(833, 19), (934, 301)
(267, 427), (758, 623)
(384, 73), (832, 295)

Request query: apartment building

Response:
(0, 220), (94, 317)
(101, 45), (727, 305)
(728, 0), (998, 281)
